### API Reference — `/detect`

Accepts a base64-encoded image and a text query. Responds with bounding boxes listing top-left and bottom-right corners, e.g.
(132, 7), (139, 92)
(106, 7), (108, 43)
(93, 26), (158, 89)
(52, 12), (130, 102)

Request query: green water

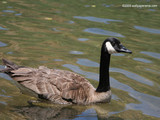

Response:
(0, 0), (160, 119)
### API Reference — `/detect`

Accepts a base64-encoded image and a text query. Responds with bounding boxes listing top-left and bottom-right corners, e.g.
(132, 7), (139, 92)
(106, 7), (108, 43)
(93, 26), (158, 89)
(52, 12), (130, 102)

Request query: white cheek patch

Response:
(105, 42), (117, 54)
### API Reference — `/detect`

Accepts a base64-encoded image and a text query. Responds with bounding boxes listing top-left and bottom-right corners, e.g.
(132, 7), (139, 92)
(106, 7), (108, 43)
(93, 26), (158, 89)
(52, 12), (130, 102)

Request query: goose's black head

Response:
(102, 37), (132, 54)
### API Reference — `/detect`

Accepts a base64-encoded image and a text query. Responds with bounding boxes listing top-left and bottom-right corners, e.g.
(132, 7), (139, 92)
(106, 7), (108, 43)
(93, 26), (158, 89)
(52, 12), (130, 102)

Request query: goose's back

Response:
(11, 66), (95, 104)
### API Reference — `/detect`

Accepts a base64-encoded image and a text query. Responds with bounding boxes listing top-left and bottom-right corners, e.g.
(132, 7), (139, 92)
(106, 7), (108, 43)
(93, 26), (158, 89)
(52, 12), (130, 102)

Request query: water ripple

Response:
(134, 26), (160, 34)
(140, 51), (160, 59)
(74, 16), (123, 24)
(84, 28), (125, 38)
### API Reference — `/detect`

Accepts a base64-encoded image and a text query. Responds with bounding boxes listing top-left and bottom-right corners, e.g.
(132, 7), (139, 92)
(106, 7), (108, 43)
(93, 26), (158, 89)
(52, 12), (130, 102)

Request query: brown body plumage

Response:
(0, 59), (111, 104)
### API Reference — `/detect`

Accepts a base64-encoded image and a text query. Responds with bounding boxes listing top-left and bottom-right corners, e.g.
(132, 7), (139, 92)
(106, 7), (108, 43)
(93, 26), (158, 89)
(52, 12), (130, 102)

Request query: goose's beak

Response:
(117, 44), (132, 54)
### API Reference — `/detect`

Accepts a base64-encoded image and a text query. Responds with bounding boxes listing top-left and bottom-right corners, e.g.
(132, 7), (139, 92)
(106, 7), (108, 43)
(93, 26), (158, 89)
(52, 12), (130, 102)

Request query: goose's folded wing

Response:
(10, 66), (94, 104)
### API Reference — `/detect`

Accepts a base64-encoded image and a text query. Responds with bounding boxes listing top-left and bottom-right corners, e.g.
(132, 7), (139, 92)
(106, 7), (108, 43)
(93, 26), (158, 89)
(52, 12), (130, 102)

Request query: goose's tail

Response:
(0, 59), (20, 73)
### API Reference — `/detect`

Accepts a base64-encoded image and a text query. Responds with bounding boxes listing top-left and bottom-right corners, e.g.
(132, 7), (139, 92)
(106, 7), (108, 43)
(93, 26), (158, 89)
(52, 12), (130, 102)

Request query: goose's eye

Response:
(111, 42), (116, 46)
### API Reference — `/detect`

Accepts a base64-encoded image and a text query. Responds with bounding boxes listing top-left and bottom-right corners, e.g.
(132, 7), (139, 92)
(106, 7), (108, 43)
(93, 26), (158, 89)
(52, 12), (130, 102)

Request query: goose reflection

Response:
(14, 102), (124, 120)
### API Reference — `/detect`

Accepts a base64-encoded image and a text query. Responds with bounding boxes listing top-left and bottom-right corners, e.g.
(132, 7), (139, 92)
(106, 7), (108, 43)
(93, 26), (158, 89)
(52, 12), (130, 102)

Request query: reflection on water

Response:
(7, 51), (13, 54)
(63, 64), (160, 117)
(0, 26), (8, 30)
(112, 53), (125, 56)
(77, 58), (99, 67)
(102, 4), (114, 7)
(15, 13), (22, 16)
(70, 51), (84, 55)
(140, 51), (160, 59)
(74, 16), (123, 24)
(134, 26), (160, 34)
(15, 105), (81, 120)
(0, 41), (7, 47)
(0, 65), (12, 81)
(0, 101), (7, 105)
(0, 73), (12, 81)
(77, 38), (89, 41)
(66, 20), (75, 24)
(84, 28), (125, 37)
(145, 68), (160, 74)
(14, 104), (111, 120)
(73, 109), (98, 120)
(133, 58), (152, 63)
(53, 59), (63, 61)
(52, 28), (61, 32)
(0, 94), (12, 98)
(148, 9), (156, 11)
(7, 6), (13, 8)
(84, 5), (91, 7)
(2, 10), (15, 13)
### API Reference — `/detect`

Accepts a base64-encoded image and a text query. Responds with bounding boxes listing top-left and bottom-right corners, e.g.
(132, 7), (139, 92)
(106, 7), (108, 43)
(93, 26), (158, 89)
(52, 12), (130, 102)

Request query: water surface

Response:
(0, 0), (160, 119)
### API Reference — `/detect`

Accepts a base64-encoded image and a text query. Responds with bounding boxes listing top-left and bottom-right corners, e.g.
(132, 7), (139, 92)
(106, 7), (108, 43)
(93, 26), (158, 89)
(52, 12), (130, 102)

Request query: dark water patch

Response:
(112, 53), (125, 56)
(134, 26), (160, 34)
(77, 38), (89, 41)
(0, 26), (8, 30)
(133, 58), (152, 63)
(0, 41), (7, 47)
(2, 10), (15, 13)
(74, 16), (123, 24)
(63, 64), (160, 117)
(77, 58), (99, 67)
(84, 28), (125, 38)
(148, 9), (156, 11)
(70, 51), (84, 55)
(53, 59), (63, 61)
(140, 51), (160, 59)
(110, 68), (153, 86)
(0, 101), (7, 105)
(15, 13), (22, 16)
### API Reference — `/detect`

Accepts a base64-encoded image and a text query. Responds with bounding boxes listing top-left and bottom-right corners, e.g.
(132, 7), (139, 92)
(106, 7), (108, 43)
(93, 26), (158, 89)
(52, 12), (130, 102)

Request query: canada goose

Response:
(0, 37), (132, 105)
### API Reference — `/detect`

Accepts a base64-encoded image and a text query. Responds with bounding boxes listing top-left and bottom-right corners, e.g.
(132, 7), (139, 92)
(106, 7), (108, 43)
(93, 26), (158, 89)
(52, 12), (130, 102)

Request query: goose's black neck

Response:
(96, 46), (110, 92)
